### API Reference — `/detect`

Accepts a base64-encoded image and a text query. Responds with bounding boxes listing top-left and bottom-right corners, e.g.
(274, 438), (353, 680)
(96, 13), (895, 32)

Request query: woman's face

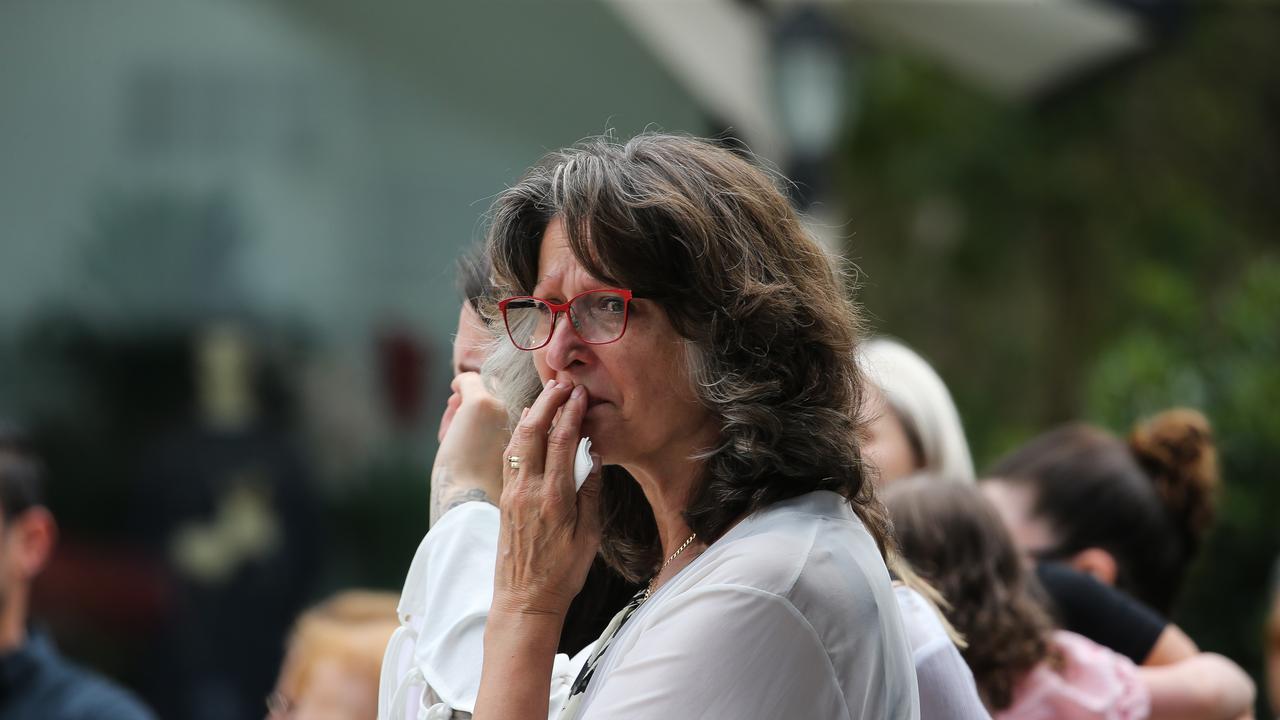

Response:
(528, 218), (716, 467)
(452, 302), (489, 376)
(863, 385), (920, 486)
(979, 479), (1057, 558)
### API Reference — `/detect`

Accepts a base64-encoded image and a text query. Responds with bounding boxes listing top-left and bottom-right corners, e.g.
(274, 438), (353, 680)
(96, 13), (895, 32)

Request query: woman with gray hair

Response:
(387, 133), (919, 720)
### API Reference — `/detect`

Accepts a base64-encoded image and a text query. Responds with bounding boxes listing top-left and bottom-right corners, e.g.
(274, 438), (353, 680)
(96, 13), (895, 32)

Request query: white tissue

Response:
(573, 437), (593, 491)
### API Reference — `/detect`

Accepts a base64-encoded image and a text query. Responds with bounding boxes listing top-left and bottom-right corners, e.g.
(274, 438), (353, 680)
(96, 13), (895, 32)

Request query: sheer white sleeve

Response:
(894, 586), (990, 720)
(378, 503), (588, 720)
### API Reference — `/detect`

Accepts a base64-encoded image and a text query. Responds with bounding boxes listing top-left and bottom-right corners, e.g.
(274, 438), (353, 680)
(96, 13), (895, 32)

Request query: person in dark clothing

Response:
(0, 629), (155, 720)
(0, 428), (156, 720)
(990, 542), (1244, 678)
(1035, 561), (1170, 665)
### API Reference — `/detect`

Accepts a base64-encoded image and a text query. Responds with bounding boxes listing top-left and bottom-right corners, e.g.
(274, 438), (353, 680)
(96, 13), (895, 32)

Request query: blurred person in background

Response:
(981, 410), (1250, 677)
(132, 324), (322, 720)
(843, 335), (1228, 695)
(0, 426), (157, 720)
(981, 408), (1216, 617)
(981, 409), (1221, 673)
(886, 475), (1255, 719)
(859, 337), (975, 485)
(855, 335), (1204, 670)
(268, 590), (399, 720)
(447, 248), (496, 381)
(860, 338), (1214, 673)
(983, 407), (1213, 614)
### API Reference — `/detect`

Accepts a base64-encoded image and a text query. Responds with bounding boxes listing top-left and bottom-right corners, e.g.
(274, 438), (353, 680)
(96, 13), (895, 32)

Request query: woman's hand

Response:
(429, 372), (510, 526)
(492, 378), (603, 619)
(472, 379), (603, 720)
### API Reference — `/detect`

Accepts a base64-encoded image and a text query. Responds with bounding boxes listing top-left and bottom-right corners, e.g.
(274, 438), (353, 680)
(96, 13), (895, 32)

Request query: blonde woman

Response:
(271, 591), (400, 720)
(859, 337), (975, 486)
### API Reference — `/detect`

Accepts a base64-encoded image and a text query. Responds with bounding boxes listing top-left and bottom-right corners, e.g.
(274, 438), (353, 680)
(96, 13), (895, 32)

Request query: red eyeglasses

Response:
(498, 289), (633, 351)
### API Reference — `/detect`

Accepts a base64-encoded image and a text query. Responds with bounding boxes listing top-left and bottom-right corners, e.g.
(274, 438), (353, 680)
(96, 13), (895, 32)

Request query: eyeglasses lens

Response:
(503, 298), (553, 350)
(571, 290), (627, 343)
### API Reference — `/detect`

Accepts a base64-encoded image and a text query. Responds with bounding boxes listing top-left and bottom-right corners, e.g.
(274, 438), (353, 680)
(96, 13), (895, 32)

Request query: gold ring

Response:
(506, 455), (521, 470)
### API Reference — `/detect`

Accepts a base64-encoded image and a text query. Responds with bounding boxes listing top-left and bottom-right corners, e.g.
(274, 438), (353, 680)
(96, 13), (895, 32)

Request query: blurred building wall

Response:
(0, 0), (709, 460)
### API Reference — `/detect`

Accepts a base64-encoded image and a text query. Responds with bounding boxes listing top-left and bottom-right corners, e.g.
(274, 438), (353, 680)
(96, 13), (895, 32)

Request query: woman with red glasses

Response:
(386, 134), (919, 720)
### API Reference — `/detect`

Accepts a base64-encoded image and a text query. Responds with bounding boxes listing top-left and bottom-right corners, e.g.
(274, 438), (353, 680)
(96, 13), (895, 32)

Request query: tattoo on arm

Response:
(445, 488), (492, 513)
(430, 467), (496, 526)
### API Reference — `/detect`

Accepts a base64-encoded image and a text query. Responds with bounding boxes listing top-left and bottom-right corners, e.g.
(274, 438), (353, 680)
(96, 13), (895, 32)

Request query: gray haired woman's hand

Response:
(492, 378), (603, 619)
(429, 372), (509, 526)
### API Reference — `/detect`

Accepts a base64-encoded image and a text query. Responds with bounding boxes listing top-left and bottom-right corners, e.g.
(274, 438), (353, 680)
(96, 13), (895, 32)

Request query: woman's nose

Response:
(541, 312), (588, 371)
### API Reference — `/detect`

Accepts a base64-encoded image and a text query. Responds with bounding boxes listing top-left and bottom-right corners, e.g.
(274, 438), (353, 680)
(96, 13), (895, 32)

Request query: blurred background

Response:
(0, 1), (1275, 718)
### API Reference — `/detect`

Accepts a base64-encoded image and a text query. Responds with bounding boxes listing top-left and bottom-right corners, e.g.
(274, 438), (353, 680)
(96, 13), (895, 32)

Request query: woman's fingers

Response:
(491, 380), (601, 621)
(506, 379), (573, 477)
(438, 391), (462, 442)
(453, 370), (487, 398)
(441, 371), (487, 442)
(544, 385), (588, 503)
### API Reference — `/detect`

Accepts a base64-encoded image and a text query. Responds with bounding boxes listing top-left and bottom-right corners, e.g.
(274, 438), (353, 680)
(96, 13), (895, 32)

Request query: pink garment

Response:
(996, 630), (1150, 720)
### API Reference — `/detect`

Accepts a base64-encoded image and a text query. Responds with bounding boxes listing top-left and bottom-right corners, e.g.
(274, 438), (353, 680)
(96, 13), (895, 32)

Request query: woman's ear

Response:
(1068, 547), (1118, 586)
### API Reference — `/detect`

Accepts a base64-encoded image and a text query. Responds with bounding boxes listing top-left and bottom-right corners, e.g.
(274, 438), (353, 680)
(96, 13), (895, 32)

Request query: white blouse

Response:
(380, 491), (921, 720)
(893, 586), (991, 720)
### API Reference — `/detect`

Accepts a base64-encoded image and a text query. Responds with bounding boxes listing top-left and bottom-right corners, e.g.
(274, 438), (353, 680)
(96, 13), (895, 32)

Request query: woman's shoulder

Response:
(726, 490), (876, 548)
(682, 491), (893, 615)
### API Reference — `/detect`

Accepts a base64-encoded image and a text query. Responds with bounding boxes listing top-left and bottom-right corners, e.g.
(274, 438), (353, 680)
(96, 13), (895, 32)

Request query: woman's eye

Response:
(599, 297), (625, 313)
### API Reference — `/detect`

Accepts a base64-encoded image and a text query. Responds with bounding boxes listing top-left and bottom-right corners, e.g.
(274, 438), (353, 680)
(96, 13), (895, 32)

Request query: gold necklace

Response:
(644, 532), (697, 600)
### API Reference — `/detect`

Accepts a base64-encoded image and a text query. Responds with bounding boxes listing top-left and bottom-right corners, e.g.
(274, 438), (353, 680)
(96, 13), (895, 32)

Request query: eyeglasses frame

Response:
(498, 288), (634, 351)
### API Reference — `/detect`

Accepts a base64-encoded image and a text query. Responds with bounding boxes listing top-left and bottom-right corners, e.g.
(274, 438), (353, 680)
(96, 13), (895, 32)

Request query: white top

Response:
(893, 586), (991, 720)
(379, 502), (586, 720)
(380, 492), (921, 720)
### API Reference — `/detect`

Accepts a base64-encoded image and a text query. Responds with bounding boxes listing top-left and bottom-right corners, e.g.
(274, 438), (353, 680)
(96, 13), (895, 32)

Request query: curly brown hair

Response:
(884, 475), (1058, 710)
(479, 133), (890, 583)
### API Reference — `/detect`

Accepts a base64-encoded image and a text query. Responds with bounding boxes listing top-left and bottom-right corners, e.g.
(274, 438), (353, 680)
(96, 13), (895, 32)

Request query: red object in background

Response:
(378, 327), (429, 430)
(33, 538), (172, 632)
